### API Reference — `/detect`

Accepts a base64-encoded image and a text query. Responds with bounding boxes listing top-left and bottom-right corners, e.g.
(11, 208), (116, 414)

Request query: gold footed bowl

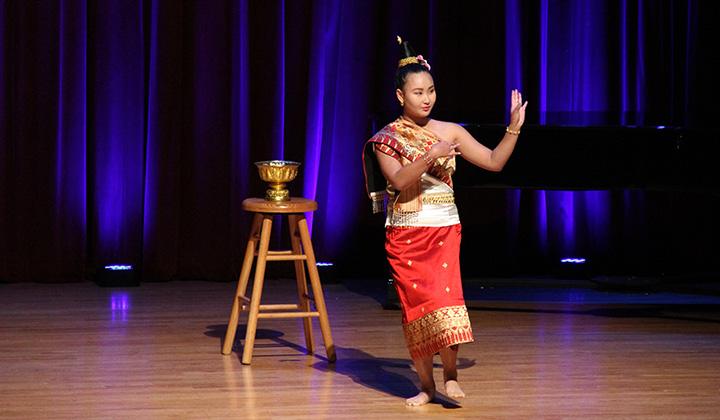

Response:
(255, 160), (301, 202)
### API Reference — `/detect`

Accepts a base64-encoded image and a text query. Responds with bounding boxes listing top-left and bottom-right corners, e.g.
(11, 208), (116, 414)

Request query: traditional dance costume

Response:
(363, 117), (474, 359)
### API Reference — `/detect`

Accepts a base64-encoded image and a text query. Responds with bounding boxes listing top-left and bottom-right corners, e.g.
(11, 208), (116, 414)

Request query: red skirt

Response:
(385, 224), (474, 359)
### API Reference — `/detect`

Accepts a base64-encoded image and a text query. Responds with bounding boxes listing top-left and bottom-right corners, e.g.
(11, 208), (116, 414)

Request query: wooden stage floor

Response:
(1, 279), (719, 419)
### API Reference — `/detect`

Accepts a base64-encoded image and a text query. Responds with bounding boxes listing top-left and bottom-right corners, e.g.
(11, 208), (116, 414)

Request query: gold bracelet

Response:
(421, 153), (435, 166)
(506, 126), (521, 135)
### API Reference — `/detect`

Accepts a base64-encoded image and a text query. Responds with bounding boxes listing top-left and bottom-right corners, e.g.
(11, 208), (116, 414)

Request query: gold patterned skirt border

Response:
(402, 305), (474, 359)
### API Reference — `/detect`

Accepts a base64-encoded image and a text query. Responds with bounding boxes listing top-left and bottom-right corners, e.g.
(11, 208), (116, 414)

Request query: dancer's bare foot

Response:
(445, 380), (465, 398)
(408, 355), (435, 406)
(406, 389), (435, 406)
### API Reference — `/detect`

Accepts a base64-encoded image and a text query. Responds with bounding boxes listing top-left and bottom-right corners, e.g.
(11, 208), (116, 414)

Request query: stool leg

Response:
(289, 214), (314, 354)
(297, 216), (336, 363)
(222, 213), (262, 355)
(242, 214), (273, 365)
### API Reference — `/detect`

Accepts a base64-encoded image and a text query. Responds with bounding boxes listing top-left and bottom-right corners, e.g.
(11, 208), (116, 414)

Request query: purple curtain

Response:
(88, 0), (145, 271)
(1, 0), (716, 282)
(1, 0), (87, 282)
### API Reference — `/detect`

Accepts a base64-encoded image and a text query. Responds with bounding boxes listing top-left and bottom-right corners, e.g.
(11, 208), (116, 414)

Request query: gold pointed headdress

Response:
(396, 36), (431, 70)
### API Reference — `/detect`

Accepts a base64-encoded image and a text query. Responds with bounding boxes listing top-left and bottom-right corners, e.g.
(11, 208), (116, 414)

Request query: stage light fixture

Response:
(561, 258), (586, 264)
(96, 264), (139, 287)
(315, 261), (338, 283)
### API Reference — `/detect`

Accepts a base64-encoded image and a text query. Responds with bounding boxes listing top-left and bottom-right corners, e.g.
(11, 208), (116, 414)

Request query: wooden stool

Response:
(222, 197), (336, 365)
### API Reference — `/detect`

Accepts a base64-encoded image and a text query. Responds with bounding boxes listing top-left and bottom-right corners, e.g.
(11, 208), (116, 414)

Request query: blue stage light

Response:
(96, 264), (139, 287)
(561, 258), (586, 264)
(315, 261), (338, 283)
(104, 264), (133, 271)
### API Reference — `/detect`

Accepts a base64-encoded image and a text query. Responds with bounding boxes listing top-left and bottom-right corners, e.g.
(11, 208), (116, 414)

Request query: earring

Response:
(399, 100), (404, 107)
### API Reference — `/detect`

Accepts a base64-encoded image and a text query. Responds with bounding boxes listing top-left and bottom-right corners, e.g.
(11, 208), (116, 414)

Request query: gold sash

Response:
(365, 117), (455, 214)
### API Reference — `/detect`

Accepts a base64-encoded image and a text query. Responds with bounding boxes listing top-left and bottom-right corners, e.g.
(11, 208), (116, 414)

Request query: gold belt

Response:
(421, 193), (455, 205)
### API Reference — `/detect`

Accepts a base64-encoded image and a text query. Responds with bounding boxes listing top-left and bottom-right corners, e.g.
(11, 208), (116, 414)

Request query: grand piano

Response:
(455, 124), (720, 191)
(448, 124), (720, 279)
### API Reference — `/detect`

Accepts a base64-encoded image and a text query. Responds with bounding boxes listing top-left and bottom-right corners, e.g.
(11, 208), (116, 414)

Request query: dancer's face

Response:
(397, 71), (436, 120)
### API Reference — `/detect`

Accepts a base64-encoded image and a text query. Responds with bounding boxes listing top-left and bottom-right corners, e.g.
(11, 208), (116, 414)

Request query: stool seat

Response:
(242, 197), (317, 213)
(222, 196), (335, 365)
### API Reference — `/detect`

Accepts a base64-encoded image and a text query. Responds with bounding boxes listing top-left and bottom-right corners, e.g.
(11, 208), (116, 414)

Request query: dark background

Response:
(1, 0), (719, 284)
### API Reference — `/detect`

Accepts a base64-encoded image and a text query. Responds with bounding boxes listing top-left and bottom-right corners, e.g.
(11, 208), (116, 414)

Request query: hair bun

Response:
(396, 36), (431, 71)
(396, 35), (419, 68)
